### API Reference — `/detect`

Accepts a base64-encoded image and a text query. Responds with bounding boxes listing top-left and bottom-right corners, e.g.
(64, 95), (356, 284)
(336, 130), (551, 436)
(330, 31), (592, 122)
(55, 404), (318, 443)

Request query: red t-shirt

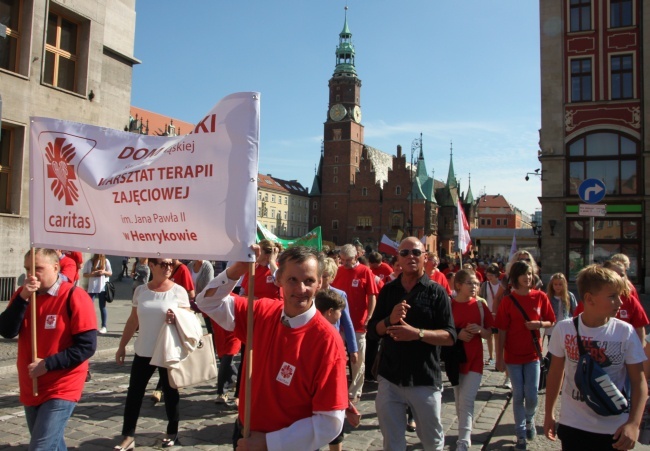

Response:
(429, 270), (452, 296)
(170, 263), (195, 293)
(241, 264), (281, 300)
(13, 283), (96, 406)
(64, 251), (83, 269)
(232, 298), (348, 432)
(495, 290), (556, 365)
(332, 264), (378, 332)
(452, 298), (494, 374)
(59, 255), (78, 284)
(371, 262), (393, 282)
(574, 292), (649, 328)
(210, 319), (241, 357)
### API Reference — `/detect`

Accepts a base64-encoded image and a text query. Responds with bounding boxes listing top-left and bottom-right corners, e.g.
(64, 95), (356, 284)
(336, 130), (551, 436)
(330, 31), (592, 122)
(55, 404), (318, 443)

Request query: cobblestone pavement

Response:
(0, 272), (648, 450)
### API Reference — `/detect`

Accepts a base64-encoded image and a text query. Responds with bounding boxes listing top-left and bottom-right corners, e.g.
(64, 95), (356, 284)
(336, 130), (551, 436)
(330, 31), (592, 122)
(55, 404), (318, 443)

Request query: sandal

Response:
(161, 434), (180, 448)
(113, 436), (135, 450)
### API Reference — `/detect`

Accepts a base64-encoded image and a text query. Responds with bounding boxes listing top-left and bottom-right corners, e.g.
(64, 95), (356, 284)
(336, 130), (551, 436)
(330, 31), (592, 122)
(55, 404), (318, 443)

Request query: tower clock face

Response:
(329, 104), (347, 121)
(352, 105), (362, 123)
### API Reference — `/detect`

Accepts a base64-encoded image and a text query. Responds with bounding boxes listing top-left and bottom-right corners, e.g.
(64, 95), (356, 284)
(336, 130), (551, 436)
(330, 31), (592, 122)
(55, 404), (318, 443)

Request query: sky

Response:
(131, 1), (543, 215)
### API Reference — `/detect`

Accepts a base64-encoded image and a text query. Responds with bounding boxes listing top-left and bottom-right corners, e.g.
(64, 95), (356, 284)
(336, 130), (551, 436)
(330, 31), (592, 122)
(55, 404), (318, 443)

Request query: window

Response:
(333, 176), (338, 184)
(0, 125), (23, 214)
(610, 0), (633, 28)
(283, 211), (287, 220)
(271, 195), (275, 202)
(481, 218), (485, 226)
(312, 216), (316, 225)
(611, 54), (633, 100)
(0, 0), (21, 72)
(568, 132), (639, 196)
(271, 208), (275, 218)
(395, 185), (401, 195)
(332, 220), (339, 230)
(570, 0), (591, 32)
(257, 191), (261, 200)
(361, 187), (368, 196)
(334, 156), (339, 163)
(357, 216), (372, 227)
(503, 219), (508, 226)
(567, 218), (639, 281)
(44, 10), (81, 91)
(313, 201), (318, 210)
(571, 58), (592, 102)
(334, 202), (338, 209)
(333, 167), (338, 174)
(392, 214), (403, 229)
(258, 206), (262, 216)
(496, 219), (501, 226)
(284, 197), (287, 205)
(291, 212), (295, 220)
(486, 219), (492, 226)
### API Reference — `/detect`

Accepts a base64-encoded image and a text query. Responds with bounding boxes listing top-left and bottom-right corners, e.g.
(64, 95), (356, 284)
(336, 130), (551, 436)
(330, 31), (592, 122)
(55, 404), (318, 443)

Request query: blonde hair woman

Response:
(82, 254), (112, 334)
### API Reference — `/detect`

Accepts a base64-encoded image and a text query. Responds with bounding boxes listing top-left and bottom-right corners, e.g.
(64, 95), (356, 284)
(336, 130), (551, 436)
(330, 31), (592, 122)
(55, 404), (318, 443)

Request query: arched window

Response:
(395, 185), (401, 195)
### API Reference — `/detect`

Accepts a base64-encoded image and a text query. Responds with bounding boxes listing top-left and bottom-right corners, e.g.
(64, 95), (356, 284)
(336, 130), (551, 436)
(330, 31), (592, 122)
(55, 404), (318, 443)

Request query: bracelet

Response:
(383, 317), (392, 328)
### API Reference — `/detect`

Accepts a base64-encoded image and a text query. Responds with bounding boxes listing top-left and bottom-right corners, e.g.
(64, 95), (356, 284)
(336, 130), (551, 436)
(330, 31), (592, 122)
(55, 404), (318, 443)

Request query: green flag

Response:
(256, 222), (322, 251)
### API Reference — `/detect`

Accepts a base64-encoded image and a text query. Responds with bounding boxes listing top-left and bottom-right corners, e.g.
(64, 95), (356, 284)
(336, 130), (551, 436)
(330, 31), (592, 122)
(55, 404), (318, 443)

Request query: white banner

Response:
(30, 92), (260, 262)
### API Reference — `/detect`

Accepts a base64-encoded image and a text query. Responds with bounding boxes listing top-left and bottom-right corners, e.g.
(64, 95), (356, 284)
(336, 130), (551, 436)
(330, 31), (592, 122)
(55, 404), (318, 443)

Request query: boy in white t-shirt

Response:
(544, 264), (648, 451)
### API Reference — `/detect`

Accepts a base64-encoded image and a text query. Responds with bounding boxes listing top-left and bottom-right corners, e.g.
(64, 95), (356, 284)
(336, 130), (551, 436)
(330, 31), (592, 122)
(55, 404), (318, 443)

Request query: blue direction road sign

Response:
(578, 178), (606, 204)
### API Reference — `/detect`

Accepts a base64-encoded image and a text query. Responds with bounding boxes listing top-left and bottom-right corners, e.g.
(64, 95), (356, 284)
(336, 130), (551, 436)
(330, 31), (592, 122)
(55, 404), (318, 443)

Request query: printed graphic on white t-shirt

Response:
(548, 317), (646, 434)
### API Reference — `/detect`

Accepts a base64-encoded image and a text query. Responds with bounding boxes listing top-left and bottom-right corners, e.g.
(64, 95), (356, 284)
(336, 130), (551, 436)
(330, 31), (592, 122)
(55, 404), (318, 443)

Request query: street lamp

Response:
(410, 133), (422, 236)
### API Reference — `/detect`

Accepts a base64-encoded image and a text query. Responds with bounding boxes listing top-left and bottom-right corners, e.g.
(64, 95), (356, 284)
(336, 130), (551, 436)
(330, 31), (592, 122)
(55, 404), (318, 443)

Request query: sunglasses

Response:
(398, 249), (423, 257)
(156, 261), (174, 269)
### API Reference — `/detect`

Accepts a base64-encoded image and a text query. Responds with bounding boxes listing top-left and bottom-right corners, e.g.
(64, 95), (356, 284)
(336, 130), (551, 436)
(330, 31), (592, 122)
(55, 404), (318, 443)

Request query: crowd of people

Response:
(1, 241), (649, 450)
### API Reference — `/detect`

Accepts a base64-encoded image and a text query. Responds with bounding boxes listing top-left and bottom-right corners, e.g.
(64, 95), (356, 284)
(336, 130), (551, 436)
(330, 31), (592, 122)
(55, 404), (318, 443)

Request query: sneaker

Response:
(456, 440), (469, 451)
(514, 438), (527, 450)
(504, 376), (512, 390)
(215, 393), (228, 404)
(99, 326), (107, 334)
(487, 358), (495, 366)
(526, 422), (536, 441)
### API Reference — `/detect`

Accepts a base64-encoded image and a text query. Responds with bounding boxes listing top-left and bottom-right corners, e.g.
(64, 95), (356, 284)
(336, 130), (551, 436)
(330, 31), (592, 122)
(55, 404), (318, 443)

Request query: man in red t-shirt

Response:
(55, 250), (78, 284)
(0, 248), (96, 449)
(197, 246), (348, 450)
(332, 243), (378, 402)
(240, 240), (281, 300)
(63, 250), (83, 285)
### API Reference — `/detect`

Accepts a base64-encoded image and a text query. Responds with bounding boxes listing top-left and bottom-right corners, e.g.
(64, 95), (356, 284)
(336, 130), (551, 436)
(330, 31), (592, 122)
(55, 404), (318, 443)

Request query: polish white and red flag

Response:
(378, 234), (399, 256)
(29, 92), (260, 262)
(457, 201), (472, 254)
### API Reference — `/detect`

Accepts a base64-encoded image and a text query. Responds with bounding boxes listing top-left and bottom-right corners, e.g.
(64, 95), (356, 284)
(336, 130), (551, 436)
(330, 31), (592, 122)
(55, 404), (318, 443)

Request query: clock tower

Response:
(314, 8), (365, 244)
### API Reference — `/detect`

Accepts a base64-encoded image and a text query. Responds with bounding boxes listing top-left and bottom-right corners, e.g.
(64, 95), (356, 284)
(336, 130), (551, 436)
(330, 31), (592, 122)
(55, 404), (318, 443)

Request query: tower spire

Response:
(466, 173), (475, 204)
(446, 140), (457, 188)
(334, 6), (356, 75)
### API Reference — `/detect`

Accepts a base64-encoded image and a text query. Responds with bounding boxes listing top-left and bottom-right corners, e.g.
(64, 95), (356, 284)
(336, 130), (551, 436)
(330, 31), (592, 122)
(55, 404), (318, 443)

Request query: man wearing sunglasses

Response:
(368, 237), (456, 451)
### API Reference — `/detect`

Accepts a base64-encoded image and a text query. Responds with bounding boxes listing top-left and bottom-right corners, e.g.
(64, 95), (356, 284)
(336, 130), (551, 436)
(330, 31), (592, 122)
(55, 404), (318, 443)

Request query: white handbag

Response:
(168, 334), (217, 389)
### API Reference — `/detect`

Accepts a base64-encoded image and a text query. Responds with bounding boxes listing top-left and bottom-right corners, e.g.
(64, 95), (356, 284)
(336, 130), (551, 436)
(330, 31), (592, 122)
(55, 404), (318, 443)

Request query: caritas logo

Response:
(46, 137), (79, 206)
(39, 132), (97, 236)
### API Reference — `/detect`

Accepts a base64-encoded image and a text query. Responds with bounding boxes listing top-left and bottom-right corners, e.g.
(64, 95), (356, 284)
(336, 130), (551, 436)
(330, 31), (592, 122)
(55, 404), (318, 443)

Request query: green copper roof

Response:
(334, 9), (356, 75)
(465, 175), (475, 204)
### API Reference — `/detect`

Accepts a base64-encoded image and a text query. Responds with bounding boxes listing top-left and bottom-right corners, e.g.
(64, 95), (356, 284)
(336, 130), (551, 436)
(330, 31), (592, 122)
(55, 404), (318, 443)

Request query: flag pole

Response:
(243, 261), (255, 438)
(30, 247), (38, 396)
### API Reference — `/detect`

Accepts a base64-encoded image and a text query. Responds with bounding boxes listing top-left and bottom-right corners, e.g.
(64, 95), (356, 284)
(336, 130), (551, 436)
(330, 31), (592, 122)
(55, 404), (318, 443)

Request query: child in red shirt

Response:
(495, 261), (555, 450)
(451, 269), (494, 451)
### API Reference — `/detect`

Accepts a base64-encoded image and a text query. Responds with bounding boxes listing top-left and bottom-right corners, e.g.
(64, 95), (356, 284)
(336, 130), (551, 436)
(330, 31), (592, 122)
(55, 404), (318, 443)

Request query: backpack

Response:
(573, 316), (629, 416)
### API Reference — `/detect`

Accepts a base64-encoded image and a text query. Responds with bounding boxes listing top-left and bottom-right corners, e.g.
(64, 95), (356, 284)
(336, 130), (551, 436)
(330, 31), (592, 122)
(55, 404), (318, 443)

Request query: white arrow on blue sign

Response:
(578, 178), (606, 204)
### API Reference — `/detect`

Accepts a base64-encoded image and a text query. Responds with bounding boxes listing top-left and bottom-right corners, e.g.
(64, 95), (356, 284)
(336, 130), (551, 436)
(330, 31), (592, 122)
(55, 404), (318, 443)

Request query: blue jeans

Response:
(24, 398), (76, 450)
(506, 361), (540, 440)
(90, 291), (107, 328)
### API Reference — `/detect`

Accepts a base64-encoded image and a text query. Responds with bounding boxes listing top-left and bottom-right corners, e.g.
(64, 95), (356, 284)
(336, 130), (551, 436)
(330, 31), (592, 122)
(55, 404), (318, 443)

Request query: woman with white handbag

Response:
(113, 258), (191, 450)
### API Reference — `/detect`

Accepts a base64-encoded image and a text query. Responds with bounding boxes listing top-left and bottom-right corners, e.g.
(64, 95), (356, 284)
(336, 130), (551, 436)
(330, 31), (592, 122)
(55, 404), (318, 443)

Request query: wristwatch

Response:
(418, 329), (425, 340)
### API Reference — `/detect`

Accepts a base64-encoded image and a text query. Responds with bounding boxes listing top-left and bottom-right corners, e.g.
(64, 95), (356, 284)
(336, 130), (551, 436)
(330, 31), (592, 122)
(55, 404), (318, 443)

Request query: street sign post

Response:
(578, 179), (606, 265)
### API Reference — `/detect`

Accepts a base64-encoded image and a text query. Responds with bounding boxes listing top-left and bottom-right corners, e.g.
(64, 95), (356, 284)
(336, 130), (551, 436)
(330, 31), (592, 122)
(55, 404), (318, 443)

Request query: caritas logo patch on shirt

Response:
(619, 309), (629, 319)
(276, 362), (296, 386)
(45, 315), (57, 329)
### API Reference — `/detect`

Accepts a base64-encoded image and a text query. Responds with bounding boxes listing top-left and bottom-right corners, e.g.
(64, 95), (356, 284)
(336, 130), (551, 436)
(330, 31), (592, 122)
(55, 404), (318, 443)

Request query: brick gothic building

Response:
(310, 14), (477, 254)
(539, 0), (649, 289)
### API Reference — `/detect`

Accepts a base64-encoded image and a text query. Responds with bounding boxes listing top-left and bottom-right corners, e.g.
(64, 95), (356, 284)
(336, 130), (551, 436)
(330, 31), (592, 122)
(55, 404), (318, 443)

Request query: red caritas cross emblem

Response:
(276, 362), (296, 386)
(45, 137), (79, 206)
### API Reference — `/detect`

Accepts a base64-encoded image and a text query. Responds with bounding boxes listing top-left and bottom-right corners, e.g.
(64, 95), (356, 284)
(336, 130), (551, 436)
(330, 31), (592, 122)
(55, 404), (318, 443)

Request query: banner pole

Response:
(243, 261), (255, 438)
(30, 247), (38, 396)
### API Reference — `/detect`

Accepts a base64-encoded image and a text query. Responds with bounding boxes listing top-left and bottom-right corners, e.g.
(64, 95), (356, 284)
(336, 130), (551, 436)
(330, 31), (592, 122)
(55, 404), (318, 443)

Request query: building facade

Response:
(310, 14), (444, 253)
(0, 0), (138, 299)
(539, 0), (647, 287)
(258, 174), (309, 239)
